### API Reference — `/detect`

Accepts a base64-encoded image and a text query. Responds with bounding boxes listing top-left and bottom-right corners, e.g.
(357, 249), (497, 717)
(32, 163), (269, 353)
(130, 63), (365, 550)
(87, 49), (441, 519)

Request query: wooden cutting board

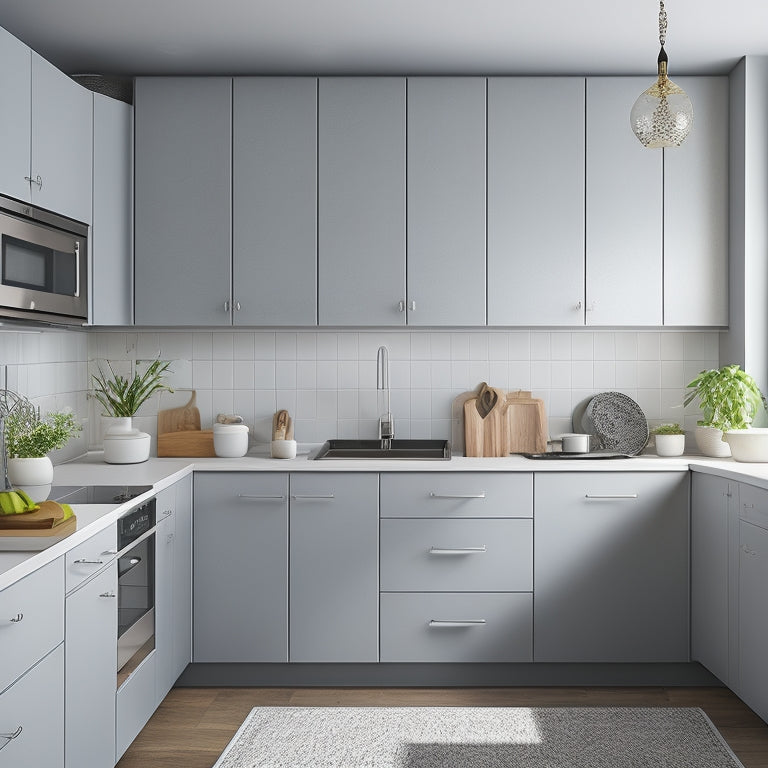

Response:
(506, 390), (548, 454)
(158, 390), (201, 435)
(463, 386), (508, 457)
(157, 430), (215, 458)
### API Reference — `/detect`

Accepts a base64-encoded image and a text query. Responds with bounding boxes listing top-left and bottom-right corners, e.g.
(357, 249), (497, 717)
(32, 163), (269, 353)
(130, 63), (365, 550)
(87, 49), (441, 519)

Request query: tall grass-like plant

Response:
(91, 359), (173, 417)
(684, 365), (767, 431)
(5, 409), (81, 458)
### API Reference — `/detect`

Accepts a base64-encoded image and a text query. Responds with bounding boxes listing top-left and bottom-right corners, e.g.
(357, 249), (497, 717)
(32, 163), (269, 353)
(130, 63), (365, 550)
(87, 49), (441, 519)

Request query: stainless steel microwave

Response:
(0, 195), (88, 325)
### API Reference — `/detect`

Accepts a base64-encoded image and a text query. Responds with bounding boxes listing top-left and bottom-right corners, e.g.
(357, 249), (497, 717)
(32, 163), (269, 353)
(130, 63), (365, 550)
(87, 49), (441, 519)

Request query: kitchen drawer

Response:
(380, 518), (532, 591)
(0, 644), (63, 768)
(116, 652), (156, 760)
(739, 483), (768, 530)
(66, 525), (117, 594)
(380, 592), (532, 662)
(380, 473), (532, 518)
(0, 557), (64, 694)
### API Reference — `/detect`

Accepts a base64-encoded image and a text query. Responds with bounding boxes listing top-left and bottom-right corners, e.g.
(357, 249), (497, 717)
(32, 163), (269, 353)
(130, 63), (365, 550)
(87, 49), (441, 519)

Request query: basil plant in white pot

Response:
(91, 359), (172, 464)
(684, 365), (767, 458)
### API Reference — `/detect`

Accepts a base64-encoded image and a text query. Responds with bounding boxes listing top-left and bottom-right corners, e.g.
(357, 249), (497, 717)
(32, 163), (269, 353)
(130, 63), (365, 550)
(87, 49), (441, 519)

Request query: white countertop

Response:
(1, 448), (767, 594)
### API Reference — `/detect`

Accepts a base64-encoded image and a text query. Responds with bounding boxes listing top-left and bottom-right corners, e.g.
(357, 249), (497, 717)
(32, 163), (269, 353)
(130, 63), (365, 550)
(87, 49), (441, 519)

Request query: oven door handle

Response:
(74, 240), (81, 298)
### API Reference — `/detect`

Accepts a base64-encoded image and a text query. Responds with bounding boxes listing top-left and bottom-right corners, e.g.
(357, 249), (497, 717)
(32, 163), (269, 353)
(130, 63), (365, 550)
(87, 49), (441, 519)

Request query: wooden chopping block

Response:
(157, 429), (215, 457)
(157, 390), (201, 434)
(452, 385), (485, 455)
(463, 387), (508, 457)
(506, 390), (548, 454)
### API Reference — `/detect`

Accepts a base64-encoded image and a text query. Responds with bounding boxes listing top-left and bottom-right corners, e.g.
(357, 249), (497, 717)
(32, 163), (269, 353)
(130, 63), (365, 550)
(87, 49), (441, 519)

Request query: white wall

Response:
(88, 329), (717, 453)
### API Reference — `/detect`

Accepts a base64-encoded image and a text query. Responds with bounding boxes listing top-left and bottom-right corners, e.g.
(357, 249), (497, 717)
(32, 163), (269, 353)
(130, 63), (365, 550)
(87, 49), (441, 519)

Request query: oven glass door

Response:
(0, 211), (87, 319)
(117, 532), (155, 673)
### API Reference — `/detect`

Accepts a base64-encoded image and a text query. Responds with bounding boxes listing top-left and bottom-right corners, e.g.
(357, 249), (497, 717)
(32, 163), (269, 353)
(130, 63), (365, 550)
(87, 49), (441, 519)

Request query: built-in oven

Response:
(0, 193), (88, 325)
(116, 497), (156, 677)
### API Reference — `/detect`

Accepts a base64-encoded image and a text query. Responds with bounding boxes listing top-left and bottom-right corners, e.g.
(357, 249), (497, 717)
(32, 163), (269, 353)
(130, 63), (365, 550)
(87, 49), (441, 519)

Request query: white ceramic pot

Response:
(271, 439), (297, 459)
(654, 433), (686, 457)
(561, 433), (591, 453)
(102, 417), (151, 464)
(7, 455), (54, 486)
(694, 425), (731, 458)
(723, 428), (768, 462)
(213, 423), (249, 458)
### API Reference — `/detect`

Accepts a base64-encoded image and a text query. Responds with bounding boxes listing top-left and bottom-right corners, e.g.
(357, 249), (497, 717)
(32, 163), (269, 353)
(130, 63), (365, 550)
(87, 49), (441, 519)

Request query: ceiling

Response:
(0, 0), (766, 78)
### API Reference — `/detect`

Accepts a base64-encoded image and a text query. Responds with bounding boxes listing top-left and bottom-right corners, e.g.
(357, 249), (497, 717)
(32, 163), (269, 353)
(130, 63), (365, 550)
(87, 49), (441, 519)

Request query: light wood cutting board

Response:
(506, 390), (548, 454)
(463, 387), (508, 457)
(157, 390), (201, 434)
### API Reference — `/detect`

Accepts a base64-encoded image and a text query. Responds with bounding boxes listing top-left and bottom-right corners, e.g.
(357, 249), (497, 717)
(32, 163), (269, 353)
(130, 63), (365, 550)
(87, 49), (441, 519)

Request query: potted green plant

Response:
(91, 359), (172, 464)
(650, 423), (685, 457)
(5, 408), (82, 487)
(684, 365), (767, 457)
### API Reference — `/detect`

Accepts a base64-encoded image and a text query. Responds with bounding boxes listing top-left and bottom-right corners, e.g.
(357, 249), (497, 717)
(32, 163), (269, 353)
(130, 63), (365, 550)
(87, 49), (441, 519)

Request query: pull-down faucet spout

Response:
(377, 346), (393, 446)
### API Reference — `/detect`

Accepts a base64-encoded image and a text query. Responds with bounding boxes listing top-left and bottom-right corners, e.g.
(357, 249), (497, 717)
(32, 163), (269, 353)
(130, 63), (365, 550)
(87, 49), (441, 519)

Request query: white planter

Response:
(654, 434), (686, 457)
(723, 428), (768, 462)
(7, 456), (54, 500)
(694, 425), (732, 458)
(102, 417), (151, 464)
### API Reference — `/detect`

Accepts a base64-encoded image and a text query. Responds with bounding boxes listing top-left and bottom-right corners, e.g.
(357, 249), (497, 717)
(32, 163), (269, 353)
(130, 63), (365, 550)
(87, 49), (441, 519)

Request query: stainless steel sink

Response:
(313, 439), (451, 460)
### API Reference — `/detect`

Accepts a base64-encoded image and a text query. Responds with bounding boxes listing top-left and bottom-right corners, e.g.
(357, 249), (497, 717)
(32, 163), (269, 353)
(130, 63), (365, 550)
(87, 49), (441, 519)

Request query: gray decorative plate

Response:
(582, 392), (649, 455)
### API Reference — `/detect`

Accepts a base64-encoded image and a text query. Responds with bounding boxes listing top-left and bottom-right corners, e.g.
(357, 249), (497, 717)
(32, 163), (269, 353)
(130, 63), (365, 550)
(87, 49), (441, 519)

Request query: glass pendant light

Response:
(630, 0), (693, 148)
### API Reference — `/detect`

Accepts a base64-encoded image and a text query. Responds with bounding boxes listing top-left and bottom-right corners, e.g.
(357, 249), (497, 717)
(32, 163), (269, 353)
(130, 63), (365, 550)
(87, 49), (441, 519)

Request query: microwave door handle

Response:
(74, 241), (80, 298)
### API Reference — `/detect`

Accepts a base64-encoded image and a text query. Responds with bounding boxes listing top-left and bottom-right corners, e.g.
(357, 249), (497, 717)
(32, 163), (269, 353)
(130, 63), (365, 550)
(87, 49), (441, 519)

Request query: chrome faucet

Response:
(377, 346), (394, 445)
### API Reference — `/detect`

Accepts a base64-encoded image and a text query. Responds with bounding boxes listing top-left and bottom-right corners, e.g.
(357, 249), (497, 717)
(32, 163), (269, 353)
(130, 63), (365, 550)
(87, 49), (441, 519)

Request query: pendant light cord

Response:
(658, 0), (667, 47)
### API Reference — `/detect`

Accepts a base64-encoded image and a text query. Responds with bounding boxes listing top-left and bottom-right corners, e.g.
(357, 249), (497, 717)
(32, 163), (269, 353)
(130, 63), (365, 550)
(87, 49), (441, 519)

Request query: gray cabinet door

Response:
(318, 78), (406, 326)
(690, 472), (732, 684)
(0, 27), (31, 203)
(193, 473), (288, 662)
(586, 78), (663, 326)
(407, 77), (486, 326)
(134, 77), (232, 326)
(233, 78), (317, 325)
(738, 518), (768, 723)
(664, 77), (729, 326)
(65, 563), (117, 768)
(289, 473), (379, 661)
(154, 496), (175, 704)
(31, 53), (93, 224)
(488, 78), (585, 326)
(172, 475), (193, 681)
(91, 93), (133, 325)
(534, 472), (689, 662)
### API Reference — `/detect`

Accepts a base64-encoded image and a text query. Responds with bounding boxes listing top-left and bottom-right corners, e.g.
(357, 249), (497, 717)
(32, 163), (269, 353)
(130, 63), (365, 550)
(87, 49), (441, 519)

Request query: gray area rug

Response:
(213, 706), (745, 768)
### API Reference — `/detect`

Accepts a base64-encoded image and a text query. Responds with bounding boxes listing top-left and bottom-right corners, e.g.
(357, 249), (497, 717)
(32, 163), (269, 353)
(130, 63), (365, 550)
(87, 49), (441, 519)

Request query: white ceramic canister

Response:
(561, 433), (591, 453)
(213, 422), (249, 458)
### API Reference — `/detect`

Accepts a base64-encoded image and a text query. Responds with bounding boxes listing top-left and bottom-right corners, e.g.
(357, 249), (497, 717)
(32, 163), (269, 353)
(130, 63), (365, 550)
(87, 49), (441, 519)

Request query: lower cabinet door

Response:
(380, 592), (532, 662)
(65, 564), (117, 768)
(116, 653), (156, 760)
(0, 644), (64, 768)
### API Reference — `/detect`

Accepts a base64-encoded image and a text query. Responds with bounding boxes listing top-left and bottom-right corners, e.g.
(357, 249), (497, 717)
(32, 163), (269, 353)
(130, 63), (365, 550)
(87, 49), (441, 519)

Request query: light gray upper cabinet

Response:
(233, 78), (317, 325)
(690, 472), (734, 685)
(534, 471), (689, 662)
(134, 77), (232, 326)
(31, 54), (93, 224)
(318, 78), (406, 326)
(664, 76), (729, 326)
(65, 562), (117, 768)
(586, 78), (663, 326)
(488, 77), (586, 326)
(91, 93), (133, 326)
(0, 26), (32, 204)
(289, 473), (379, 662)
(193, 472), (288, 662)
(406, 78), (486, 326)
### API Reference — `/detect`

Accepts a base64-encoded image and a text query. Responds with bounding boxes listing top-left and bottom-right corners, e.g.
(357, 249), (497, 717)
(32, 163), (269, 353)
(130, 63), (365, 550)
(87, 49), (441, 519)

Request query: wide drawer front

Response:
(66, 525), (117, 594)
(380, 518), (532, 591)
(739, 482), (768, 529)
(0, 558), (64, 694)
(0, 644), (63, 768)
(380, 592), (532, 662)
(380, 473), (533, 518)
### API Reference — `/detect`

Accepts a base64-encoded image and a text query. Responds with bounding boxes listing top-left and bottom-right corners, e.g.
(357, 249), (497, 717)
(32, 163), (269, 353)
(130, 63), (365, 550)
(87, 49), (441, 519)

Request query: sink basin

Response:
(313, 439), (451, 460)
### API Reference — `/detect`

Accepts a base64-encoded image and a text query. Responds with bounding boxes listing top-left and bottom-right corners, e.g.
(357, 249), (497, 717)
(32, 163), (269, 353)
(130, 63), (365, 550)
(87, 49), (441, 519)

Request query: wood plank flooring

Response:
(117, 686), (768, 768)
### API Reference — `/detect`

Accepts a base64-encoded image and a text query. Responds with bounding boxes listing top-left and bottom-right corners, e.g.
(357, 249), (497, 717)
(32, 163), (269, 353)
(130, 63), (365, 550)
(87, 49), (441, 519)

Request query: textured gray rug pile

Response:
(214, 706), (745, 768)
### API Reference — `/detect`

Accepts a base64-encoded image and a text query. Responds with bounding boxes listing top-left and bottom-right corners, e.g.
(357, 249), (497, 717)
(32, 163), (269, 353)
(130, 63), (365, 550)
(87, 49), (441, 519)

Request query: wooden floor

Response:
(118, 686), (768, 768)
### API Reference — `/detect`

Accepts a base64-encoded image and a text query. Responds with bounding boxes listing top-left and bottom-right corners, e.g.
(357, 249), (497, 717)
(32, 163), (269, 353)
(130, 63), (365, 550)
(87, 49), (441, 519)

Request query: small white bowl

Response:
(271, 439), (297, 459)
(214, 425), (249, 458)
(723, 428), (768, 462)
(560, 433), (591, 453)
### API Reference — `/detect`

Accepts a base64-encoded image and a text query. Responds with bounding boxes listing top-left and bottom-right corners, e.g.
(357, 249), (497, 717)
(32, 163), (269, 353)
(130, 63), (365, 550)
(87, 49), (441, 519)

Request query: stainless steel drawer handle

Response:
(428, 619), (487, 628)
(0, 726), (22, 750)
(429, 492), (486, 500)
(74, 559), (104, 565)
(99, 592), (117, 598)
(585, 494), (638, 500)
(236, 494), (285, 500)
(101, 550), (118, 556)
(743, 503), (755, 509)
(291, 494), (335, 500)
(429, 546), (487, 555)
(162, 510), (173, 518)
(9, 613), (23, 623)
